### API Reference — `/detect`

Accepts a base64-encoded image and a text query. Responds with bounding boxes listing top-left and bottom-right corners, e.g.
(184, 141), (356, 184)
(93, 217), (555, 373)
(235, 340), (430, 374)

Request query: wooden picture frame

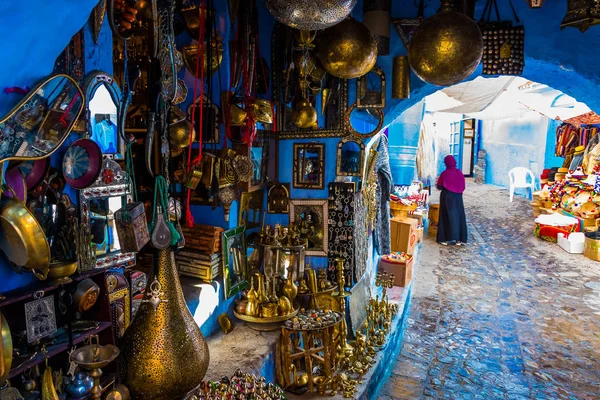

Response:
(337, 137), (365, 177)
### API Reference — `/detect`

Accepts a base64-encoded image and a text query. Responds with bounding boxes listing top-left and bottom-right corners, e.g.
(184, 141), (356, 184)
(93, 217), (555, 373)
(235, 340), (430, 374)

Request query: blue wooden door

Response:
(449, 121), (462, 169)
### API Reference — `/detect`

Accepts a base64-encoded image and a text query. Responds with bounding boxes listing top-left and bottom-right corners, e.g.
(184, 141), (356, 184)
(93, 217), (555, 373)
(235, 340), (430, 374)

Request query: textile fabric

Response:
(437, 189), (468, 243)
(374, 135), (392, 255)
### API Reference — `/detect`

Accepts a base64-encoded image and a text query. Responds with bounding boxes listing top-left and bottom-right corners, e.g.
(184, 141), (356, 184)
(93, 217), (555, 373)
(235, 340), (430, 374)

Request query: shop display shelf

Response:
(8, 321), (112, 379)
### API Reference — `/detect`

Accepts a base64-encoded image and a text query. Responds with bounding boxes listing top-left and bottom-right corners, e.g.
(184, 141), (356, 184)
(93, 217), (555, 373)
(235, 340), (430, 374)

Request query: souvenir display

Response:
(408, 0), (483, 86)
(327, 183), (356, 284)
(185, 370), (285, 400)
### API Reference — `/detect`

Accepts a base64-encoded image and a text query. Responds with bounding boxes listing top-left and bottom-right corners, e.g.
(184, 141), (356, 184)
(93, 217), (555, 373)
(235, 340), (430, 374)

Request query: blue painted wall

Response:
(479, 113), (549, 190)
(544, 119), (565, 170)
(388, 101), (425, 185)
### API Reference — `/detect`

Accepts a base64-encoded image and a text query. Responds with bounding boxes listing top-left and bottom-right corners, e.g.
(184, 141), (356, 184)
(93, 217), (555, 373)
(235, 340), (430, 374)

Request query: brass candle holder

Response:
(332, 257), (353, 359)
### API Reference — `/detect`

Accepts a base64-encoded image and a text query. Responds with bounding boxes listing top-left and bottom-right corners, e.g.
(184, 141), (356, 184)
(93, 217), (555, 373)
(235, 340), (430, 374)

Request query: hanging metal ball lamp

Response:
(408, 0), (483, 87)
(317, 18), (377, 79)
(265, 0), (358, 31)
(292, 98), (318, 129)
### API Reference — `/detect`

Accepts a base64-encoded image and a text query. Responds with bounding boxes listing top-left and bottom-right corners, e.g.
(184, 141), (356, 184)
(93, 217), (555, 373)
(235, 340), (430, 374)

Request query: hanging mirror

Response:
(357, 67), (385, 109)
(239, 190), (264, 229)
(345, 104), (384, 139)
(0, 74), (83, 163)
(85, 72), (125, 159)
(267, 183), (290, 214)
(80, 158), (134, 269)
(222, 226), (249, 299)
(337, 138), (365, 177)
(293, 143), (325, 189)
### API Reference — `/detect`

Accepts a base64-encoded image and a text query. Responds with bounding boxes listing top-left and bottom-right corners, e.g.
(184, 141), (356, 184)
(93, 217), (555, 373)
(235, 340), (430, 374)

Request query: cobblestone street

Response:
(381, 182), (600, 399)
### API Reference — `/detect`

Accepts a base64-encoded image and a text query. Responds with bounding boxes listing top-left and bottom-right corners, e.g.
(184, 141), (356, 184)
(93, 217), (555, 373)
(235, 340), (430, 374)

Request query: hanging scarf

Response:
(374, 135), (392, 255)
(438, 155), (466, 194)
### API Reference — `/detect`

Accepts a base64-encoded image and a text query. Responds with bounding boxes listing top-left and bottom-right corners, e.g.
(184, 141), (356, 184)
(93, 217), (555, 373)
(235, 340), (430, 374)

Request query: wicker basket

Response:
(584, 237), (600, 261)
(390, 201), (418, 219)
(530, 201), (542, 217)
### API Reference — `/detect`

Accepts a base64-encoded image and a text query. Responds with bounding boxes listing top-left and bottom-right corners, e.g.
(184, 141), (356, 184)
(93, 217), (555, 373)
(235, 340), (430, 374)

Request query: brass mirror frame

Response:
(272, 23), (349, 140)
(84, 71), (125, 160)
(239, 189), (265, 229)
(222, 225), (249, 299)
(345, 103), (385, 139)
(293, 143), (325, 190)
(337, 137), (365, 177)
(357, 66), (386, 109)
(0, 74), (84, 163)
(80, 157), (134, 270)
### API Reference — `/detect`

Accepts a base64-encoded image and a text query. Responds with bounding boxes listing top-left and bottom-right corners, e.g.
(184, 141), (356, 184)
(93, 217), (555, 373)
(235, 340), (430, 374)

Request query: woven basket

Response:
(390, 201), (417, 219)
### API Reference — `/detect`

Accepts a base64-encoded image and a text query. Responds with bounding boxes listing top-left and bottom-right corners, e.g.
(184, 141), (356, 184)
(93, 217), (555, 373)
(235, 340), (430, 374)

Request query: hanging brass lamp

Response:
(265, 0), (358, 31)
(292, 98), (318, 129)
(119, 249), (209, 400)
(408, 0), (483, 86)
(561, 0), (600, 32)
(317, 17), (378, 79)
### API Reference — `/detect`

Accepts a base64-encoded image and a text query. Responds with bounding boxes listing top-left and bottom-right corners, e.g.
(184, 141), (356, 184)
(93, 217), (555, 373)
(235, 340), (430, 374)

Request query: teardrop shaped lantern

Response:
(408, 1), (483, 86)
(265, 0), (358, 31)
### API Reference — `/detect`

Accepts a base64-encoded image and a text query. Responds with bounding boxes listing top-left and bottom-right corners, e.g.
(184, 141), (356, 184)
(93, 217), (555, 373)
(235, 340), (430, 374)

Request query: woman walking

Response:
(436, 155), (468, 245)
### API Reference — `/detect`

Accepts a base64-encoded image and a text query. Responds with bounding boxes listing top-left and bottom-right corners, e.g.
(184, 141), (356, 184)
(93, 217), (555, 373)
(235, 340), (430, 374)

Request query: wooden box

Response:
(390, 217), (418, 255)
(379, 254), (413, 287)
(114, 202), (150, 253)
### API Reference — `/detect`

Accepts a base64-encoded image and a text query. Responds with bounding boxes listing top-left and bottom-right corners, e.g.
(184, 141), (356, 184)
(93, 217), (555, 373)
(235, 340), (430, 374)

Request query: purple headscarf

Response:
(438, 155), (466, 194)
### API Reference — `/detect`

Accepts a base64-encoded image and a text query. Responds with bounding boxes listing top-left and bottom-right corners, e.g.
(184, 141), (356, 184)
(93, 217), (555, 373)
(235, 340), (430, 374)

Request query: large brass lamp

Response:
(408, 0), (483, 86)
(561, 0), (600, 32)
(265, 0), (358, 31)
(317, 18), (378, 79)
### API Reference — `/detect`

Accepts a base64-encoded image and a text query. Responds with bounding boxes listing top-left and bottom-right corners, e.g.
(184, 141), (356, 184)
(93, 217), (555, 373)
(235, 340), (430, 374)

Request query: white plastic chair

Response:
(508, 167), (535, 202)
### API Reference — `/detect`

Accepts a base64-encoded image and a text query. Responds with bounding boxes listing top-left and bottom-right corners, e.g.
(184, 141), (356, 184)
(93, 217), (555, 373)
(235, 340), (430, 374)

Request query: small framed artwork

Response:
(293, 143), (325, 189)
(289, 199), (329, 257)
(464, 129), (474, 139)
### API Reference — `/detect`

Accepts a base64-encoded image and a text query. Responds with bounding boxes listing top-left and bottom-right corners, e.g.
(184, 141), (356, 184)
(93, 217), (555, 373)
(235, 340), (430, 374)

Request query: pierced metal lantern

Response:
(408, 0), (483, 86)
(265, 0), (358, 31)
(561, 0), (600, 32)
(317, 18), (378, 79)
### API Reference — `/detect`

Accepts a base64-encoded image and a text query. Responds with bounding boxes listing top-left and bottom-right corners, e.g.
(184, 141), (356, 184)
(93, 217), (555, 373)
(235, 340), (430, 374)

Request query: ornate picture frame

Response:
(337, 137), (365, 177)
(357, 66), (386, 109)
(267, 183), (290, 214)
(222, 226), (249, 299)
(293, 143), (325, 190)
(289, 199), (329, 257)
(239, 189), (264, 229)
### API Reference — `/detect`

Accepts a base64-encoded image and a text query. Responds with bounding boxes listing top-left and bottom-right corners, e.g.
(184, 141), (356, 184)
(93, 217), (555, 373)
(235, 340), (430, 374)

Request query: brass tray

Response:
(233, 309), (299, 332)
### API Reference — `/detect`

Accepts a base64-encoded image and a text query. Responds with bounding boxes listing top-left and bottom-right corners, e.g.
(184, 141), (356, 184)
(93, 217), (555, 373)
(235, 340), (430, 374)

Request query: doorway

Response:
(461, 118), (476, 177)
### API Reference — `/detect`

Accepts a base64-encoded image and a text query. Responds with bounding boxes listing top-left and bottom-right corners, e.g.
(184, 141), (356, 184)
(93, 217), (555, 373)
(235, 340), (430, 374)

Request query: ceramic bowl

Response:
(62, 139), (102, 190)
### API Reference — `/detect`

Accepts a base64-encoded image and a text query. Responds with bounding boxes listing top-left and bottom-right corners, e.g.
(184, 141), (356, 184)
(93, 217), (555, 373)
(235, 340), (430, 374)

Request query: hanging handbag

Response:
(479, 0), (525, 76)
(115, 144), (150, 253)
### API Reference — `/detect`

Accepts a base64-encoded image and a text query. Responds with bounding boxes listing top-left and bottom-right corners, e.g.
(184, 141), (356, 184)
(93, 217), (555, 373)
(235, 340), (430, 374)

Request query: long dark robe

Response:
(436, 189), (468, 243)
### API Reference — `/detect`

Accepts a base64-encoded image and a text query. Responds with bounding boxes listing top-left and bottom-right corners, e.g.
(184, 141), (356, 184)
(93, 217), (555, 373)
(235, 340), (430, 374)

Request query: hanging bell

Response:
(561, 0), (600, 32)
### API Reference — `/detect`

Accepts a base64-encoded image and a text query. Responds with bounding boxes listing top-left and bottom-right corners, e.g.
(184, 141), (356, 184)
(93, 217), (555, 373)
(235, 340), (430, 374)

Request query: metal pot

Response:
(0, 186), (50, 279)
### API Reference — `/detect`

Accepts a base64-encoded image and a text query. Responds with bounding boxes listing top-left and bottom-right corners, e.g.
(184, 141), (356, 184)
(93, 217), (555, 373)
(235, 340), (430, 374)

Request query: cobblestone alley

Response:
(381, 182), (600, 399)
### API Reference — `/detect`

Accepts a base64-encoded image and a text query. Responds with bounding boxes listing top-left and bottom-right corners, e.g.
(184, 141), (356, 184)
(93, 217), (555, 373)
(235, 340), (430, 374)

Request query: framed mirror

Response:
(271, 23), (349, 140)
(85, 72), (125, 159)
(293, 143), (325, 189)
(234, 131), (277, 192)
(188, 94), (220, 144)
(357, 67), (386, 109)
(267, 183), (290, 214)
(222, 226), (249, 299)
(0, 74), (84, 163)
(345, 104), (384, 139)
(239, 189), (264, 229)
(337, 138), (365, 177)
(80, 157), (135, 269)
